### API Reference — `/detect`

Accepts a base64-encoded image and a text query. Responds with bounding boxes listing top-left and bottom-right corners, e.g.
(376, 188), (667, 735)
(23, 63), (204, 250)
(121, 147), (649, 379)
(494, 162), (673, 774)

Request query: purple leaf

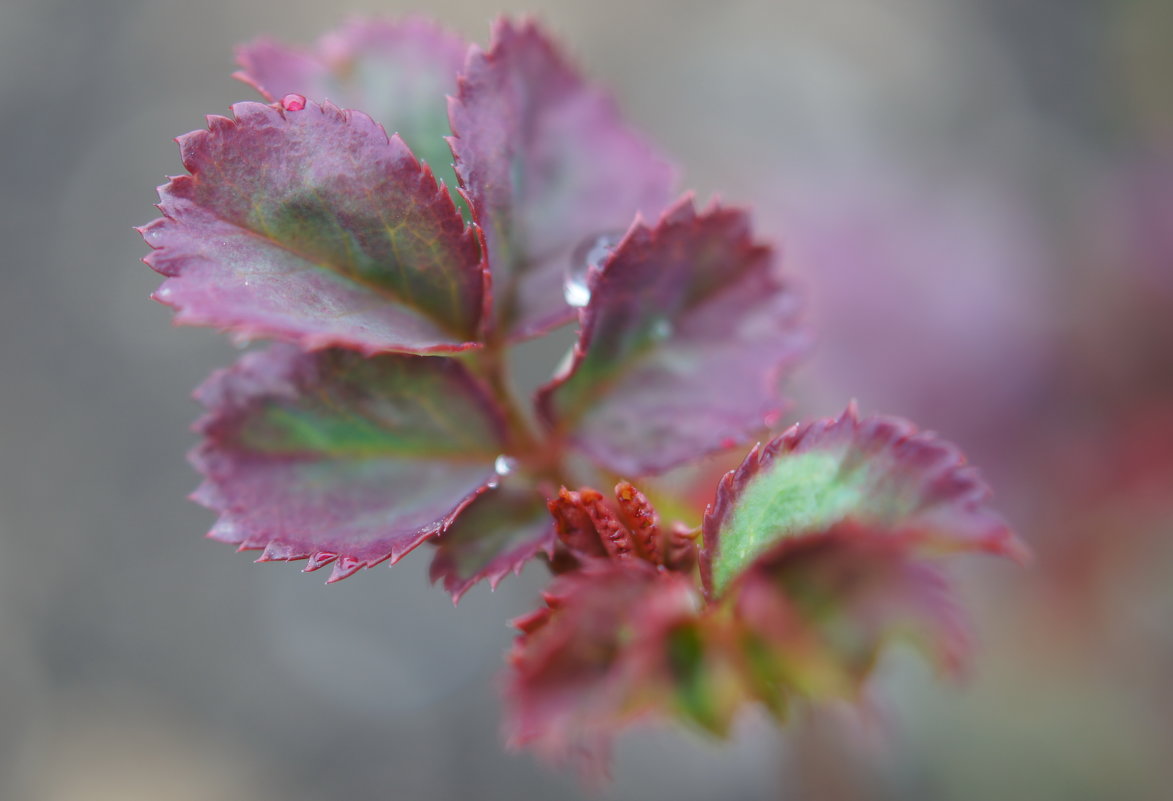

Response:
(428, 483), (555, 603)
(191, 344), (509, 581)
(448, 18), (676, 340)
(504, 562), (703, 779)
(235, 18), (469, 212)
(701, 405), (1029, 598)
(538, 199), (805, 477)
(141, 100), (484, 355)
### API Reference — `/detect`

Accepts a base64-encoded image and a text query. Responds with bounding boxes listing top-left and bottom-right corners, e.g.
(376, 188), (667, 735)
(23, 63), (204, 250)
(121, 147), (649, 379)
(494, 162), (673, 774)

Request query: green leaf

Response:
(702, 405), (1027, 597)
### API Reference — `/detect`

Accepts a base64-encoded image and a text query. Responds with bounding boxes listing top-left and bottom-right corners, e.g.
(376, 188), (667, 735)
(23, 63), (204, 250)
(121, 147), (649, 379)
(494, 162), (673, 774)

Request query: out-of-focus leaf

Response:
(235, 17), (469, 212)
(702, 405), (1027, 597)
(655, 615), (754, 737)
(429, 482), (555, 603)
(504, 562), (703, 778)
(191, 344), (507, 582)
(734, 526), (970, 702)
(538, 199), (804, 476)
(141, 100), (483, 354)
(449, 18), (676, 340)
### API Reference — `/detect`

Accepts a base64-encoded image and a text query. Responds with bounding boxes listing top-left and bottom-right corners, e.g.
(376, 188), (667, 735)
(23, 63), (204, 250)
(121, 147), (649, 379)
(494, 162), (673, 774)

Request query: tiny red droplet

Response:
(281, 93), (307, 111)
(720, 437), (737, 449)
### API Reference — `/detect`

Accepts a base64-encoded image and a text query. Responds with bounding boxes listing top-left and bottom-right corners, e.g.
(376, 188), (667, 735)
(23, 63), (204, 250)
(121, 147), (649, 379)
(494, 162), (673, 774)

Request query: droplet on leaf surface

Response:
(564, 233), (621, 308)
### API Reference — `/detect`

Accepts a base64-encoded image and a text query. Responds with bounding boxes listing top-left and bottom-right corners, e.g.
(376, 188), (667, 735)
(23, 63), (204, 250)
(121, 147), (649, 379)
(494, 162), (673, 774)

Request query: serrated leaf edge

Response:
(700, 403), (1030, 599)
(139, 99), (486, 356)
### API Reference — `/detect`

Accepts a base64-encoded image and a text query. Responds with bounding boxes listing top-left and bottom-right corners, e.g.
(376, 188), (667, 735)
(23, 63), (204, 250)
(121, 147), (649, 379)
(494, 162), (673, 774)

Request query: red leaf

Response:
(235, 18), (469, 212)
(538, 198), (806, 476)
(504, 562), (702, 778)
(191, 344), (508, 581)
(449, 18), (676, 340)
(428, 483), (555, 603)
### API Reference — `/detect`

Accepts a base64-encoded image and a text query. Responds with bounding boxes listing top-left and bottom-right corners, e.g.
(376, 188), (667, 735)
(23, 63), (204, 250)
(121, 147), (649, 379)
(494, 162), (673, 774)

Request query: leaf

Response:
(448, 18), (676, 340)
(190, 344), (508, 582)
(504, 562), (702, 778)
(702, 405), (1028, 598)
(657, 616), (750, 737)
(733, 526), (970, 699)
(538, 199), (805, 476)
(140, 100), (484, 355)
(428, 482), (555, 603)
(235, 17), (470, 213)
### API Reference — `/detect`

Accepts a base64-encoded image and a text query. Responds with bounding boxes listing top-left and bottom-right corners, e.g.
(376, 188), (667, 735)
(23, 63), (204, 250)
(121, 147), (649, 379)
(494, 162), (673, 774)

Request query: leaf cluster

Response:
(140, 16), (1025, 778)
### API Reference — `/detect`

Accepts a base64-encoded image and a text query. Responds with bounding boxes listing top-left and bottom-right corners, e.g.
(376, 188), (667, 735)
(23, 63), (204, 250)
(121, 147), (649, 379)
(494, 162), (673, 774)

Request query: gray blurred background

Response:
(3, 0), (1171, 798)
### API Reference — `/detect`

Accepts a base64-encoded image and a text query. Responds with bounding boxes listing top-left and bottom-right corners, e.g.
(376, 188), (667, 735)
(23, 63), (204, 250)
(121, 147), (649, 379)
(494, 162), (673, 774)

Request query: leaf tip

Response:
(303, 552), (339, 573)
(326, 555), (364, 583)
(994, 530), (1034, 566)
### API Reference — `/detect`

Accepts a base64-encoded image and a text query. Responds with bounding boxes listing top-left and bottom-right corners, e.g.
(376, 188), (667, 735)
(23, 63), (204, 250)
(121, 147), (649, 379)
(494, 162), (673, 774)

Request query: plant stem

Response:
(468, 335), (541, 458)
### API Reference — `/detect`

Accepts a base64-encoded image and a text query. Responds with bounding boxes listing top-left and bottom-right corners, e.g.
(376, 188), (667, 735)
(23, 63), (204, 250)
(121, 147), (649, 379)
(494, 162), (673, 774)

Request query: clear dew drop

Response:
(494, 455), (518, 476)
(564, 233), (621, 308)
(564, 277), (591, 308)
(551, 345), (577, 380)
(650, 317), (673, 342)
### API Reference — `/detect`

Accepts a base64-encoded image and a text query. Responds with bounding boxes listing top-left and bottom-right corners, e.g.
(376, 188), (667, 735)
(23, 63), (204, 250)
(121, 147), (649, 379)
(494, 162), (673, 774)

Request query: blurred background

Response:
(1, 0), (1170, 798)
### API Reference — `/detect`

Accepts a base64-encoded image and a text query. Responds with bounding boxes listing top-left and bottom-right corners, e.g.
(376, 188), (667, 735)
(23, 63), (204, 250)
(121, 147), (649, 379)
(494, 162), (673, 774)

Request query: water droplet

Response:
(649, 317), (673, 342)
(564, 276), (591, 308)
(565, 233), (621, 308)
(494, 455), (518, 476)
(281, 93), (306, 112)
(551, 345), (577, 380)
